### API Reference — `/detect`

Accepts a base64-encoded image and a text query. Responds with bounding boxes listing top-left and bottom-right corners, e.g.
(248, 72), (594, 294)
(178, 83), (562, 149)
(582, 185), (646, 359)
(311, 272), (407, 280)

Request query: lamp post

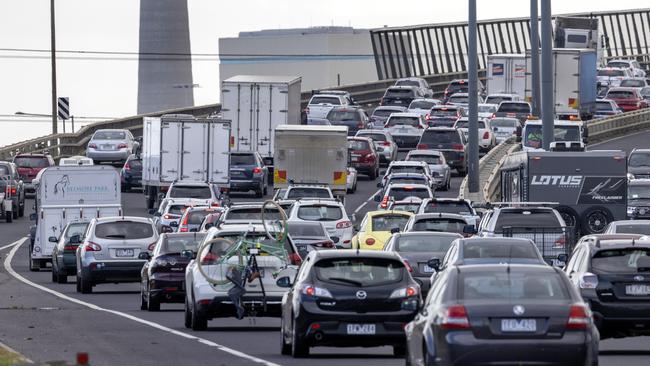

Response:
(50, 0), (58, 134)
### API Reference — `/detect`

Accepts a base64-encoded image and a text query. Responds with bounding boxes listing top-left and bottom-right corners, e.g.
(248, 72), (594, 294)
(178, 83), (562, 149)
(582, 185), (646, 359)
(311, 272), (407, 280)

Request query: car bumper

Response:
(84, 260), (146, 283)
(586, 296), (650, 335)
(392, 135), (420, 149)
(87, 149), (130, 162)
(351, 163), (375, 175)
(440, 151), (465, 168)
(122, 175), (142, 187)
(197, 294), (284, 318)
(150, 274), (187, 303)
(24, 183), (36, 194)
(229, 179), (263, 192)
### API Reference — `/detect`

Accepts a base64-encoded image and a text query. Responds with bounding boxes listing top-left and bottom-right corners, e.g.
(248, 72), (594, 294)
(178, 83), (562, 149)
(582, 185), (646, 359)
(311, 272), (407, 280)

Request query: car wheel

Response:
(184, 297), (192, 329)
(76, 275), (81, 293)
(393, 345), (406, 357)
(191, 295), (208, 331)
(12, 205), (18, 219)
(255, 185), (264, 198)
(80, 269), (93, 294)
(368, 168), (377, 180)
(280, 317), (292, 355)
(18, 203), (24, 217)
(263, 183), (268, 196)
(56, 264), (67, 284)
(445, 177), (451, 191)
(6, 211), (12, 223)
(147, 286), (160, 312)
(51, 265), (58, 283)
(291, 319), (309, 358)
(140, 290), (148, 311)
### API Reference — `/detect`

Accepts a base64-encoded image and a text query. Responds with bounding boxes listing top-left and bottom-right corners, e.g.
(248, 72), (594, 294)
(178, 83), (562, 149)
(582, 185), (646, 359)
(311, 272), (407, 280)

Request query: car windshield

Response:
(358, 133), (387, 142)
(371, 215), (410, 231)
(463, 242), (539, 259)
(225, 208), (280, 221)
(420, 130), (461, 144)
(607, 90), (636, 99)
(14, 157), (49, 168)
(455, 120), (486, 129)
(630, 153), (650, 167)
(297, 205), (343, 221)
(95, 221), (154, 240)
(169, 186), (212, 199)
(591, 248), (650, 273)
(596, 101), (614, 111)
(231, 154), (256, 166)
(93, 131), (125, 140)
(408, 154), (441, 164)
(288, 224), (327, 238)
(386, 117), (420, 127)
(486, 96), (512, 104)
(385, 88), (415, 97)
(286, 188), (331, 199)
(498, 103), (530, 113)
(598, 68), (626, 76)
(167, 204), (189, 216)
(315, 257), (405, 287)
(389, 166), (424, 174)
(409, 101), (436, 109)
(310, 96), (340, 105)
(411, 218), (467, 233)
(524, 125), (581, 148)
(491, 118), (518, 128)
(187, 210), (212, 225)
(388, 187), (431, 201)
(620, 80), (645, 87)
(348, 140), (370, 150)
(629, 186), (650, 199)
(390, 203), (421, 213)
(494, 210), (560, 231)
(328, 110), (359, 122)
(161, 234), (205, 254)
(396, 80), (420, 87)
(65, 223), (89, 239)
(460, 271), (568, 300)
(372, 109), (401, 117)
(395, 235), (456, 252)
(431, 108), (458, 117)
(424, 201), (473, 215)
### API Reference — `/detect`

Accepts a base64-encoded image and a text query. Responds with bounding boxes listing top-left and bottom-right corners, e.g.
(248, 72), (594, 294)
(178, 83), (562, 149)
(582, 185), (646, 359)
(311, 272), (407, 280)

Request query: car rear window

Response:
(454, 120), (486, 129)
(127, 159), (142, 169)
(231, 154), (256, 166)
(288, 224), (327, 238)
(598, 69), (626, 76)
(372, 109), (401, 118)
(371, 215), (411, 231)
(169, 186), (212, 199)
(408, 154), (441, 164)
(348, 140), (370, 151)
(607, 90), (636, 99)
(431, 108), (459, 117)
(65, 223), (89, 239)
(495, 210), (561, 231)
(420, 130), (461, 144)
(188, 210), (212, 225)
(286, 188), (331, 199)
(396, 80), (420, 87)
(388, 177), (427, 185)
(449, 95), (469, 104)
(225, 207), (280, 221)
(385, 88), (416, 97)
(486, 96), (512, 104)
(411, 218), (466, 233)
(167, 204), (189, 216)
(161, 234), (205, 254)
(490, 118), (518, 128)
(497, 103), (530, 113)
(460, 271), (569, 300)
(596, 101), (614, 111)
(297, 205), (343, 221)
(212, 234), (295, 256)
(95, 221), (154, 240)
(315, 257), (405, 286)
(424, 201), (473, 215)
(327, 110), (360, 122)
(396, 235), (456, 252)
(446, 83), (468, 94)
(607, 61), (630, 69)
(390, 203), (421, 213)
(94, 131), (126, 140)
(620, 80), (645, 87)
(591, 248), (650, 273)
(409, 100), (436, 109)
(389, 165), (425, 174)
(310, 96), (340, 105)
(463, 242), (539, 259)
(357, 133), (387, 142)
(612, 224), (650, 235)
(388, 187), (431, 201)
(386, 117), (420, 127)
(13, 156), (49, 168)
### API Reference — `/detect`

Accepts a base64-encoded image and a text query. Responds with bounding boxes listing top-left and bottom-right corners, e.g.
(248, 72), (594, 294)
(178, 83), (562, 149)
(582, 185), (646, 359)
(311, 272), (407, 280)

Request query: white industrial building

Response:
(219, 27), (377, 92)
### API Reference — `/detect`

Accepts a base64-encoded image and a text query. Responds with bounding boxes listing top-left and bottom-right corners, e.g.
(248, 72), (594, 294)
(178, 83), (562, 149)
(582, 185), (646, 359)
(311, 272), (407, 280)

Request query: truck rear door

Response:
(180, 123), (209, 181)
(160, 122), (181, 182)
(256, 83), (288, 158)
(208, 122), (231, 186)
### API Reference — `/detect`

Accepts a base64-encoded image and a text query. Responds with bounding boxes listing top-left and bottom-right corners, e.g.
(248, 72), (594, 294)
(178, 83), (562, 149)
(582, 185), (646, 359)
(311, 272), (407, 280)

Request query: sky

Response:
(1, 0), (648, 146)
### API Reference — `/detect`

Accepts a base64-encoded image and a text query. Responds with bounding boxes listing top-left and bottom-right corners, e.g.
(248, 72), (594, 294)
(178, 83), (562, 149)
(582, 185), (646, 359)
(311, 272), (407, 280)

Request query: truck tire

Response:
(581, 207), (614, 234)
(557, 206), (580, 236)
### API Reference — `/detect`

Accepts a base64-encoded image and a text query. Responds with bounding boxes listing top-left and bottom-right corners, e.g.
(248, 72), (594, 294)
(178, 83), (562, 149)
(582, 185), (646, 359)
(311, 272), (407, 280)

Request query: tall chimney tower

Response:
(137, 0), (194, 114)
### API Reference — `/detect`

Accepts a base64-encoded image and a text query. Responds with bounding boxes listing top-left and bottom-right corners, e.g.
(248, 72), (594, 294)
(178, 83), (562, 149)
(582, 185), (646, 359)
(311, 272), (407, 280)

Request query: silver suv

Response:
(76, 216), (158, 294)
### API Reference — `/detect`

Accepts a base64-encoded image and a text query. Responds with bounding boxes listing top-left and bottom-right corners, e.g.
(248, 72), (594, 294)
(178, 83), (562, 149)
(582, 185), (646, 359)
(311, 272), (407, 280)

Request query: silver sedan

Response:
(86, 129), (138, 163)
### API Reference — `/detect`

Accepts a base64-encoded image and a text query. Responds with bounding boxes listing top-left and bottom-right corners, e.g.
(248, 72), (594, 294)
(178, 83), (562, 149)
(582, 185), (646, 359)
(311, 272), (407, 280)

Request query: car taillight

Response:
(289, 252), (302, 266)
(438, 305), (470, 330)
(301, 284), (333, 298)
(163, 214), (173, 220)
(5, 186), (16, 195)
(252, 167), (262, 174)
(403, 259), (413, 272)
(148, 242), (157, 251)
(425, 113), (431, 120)
(566, 304), (590, 330)
(180, 227), (188, 232)
(482, 131), (490, 139)
(364, 154), (375, 162)
(452, 144), (464, 151)
(211, 202), (220, 207)
(336, 220), (352, 229)
(124, 163), (131, 171)
(314, 240), (335, 248)
(88, 143), (97, 149)
(417, 143), (428, 150)
(389, 285), (419, 298)
(201, 252), (219, 265)
(86, 242), (102, 252)
(380, 197), (389, 209)
(553, 237), (566, 249)
(365, 238), (375, 246)
(63, 245), (77, 251)
(382, 141), (391, 147)
(117, 143), (128, 149)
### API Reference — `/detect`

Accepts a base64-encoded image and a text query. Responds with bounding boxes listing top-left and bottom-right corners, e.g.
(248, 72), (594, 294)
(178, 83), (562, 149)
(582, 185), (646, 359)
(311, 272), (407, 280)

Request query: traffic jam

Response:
(2, 14), (650, 366)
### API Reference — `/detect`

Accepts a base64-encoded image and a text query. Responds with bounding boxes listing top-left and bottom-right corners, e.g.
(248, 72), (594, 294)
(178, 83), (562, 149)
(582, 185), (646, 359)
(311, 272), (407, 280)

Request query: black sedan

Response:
(140, 232), (205, 311)
(120, 154), (142, 192)
(279, 250), (421, 358)
(286, 221), (335, 258)
(405, 264), (599, 365)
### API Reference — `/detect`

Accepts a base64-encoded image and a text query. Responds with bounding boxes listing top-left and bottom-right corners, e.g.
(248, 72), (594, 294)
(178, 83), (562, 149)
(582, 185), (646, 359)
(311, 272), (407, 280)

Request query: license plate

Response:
(422, 264), (436, 273)
(626, 284), (650, 296)
(394, 100), (403, 104)
(501, 319), (536, 332)
(116, 249), (134, 257)
(101, 144), (113, 150)
(399, 128), (408, 133)
(230, 171), (244, 177)
(346, 324), (376, 335)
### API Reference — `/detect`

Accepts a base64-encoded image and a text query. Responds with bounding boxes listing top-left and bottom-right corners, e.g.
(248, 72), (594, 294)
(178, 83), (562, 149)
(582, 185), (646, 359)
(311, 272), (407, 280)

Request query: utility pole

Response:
(541, 0), (554, 150)
(50, 0), (58, 134)
(467, 0), (480, 193)
(530, 0), (541, 116)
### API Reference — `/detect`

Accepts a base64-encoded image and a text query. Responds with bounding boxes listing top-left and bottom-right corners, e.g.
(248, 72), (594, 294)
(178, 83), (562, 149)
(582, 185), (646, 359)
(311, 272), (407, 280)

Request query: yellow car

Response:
(351, 210), (414, 250)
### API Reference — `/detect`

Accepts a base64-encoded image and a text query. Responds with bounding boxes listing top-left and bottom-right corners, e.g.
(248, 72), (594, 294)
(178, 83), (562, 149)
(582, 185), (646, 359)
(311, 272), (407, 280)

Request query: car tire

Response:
(263, 183), (268, 196)
(291, 320), (309, 358)
(18, 203), (24, 218)
(191, 294), (208, 331)
(80, 270), (93, 294)
(184, 297), (192, 329)
(445, 178), (451, 191)
(140, 291), (148, 311)
(368, 168), (377, 180)
(255, 184), (264, 198)
(147, 288), (160, 312)
(280, 317), (292, 355)
(76, 275), (81, 293)
(6, 211), (12, 223)
(57, 271), (68, 284)
(393, 345), (406, 357)
(51, 266), (58, 283)
(12, 206), (18, 219)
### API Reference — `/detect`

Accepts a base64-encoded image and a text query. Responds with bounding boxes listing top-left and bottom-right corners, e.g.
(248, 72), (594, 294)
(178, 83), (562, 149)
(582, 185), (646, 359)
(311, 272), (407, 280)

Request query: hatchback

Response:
(288, 199), (353, 248)
(229, 151), (269, 197)
(76, 217), (158, 293)
(287, 221), (335, 258)
(51, 220), (90, 284)
(417, 127), (467, 175)
(355, 129), (398, 165)
(326, 106), (370, 136)
(606, 87), (648, 111)
(177, 206), (223, 233)
(384, 113), (427, 149)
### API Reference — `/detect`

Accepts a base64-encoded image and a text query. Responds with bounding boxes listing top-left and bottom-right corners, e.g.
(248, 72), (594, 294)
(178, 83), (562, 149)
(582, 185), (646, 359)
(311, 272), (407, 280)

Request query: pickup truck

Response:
(0, 161), (26, 222)
(305, 94), (353, 119)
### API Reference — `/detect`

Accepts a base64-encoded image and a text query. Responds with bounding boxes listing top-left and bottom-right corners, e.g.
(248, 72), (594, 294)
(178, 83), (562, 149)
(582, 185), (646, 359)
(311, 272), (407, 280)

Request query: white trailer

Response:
(141, 114), (231, 209)
(221, 75), (302, 162)
(486, 54), (527, 97)
(30, 165), (122, 270)
(273, 125), (348, 197)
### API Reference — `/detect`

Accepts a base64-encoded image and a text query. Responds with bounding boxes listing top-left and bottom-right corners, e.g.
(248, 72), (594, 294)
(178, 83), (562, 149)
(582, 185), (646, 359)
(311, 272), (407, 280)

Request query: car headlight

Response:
(628, 206), (637, 215)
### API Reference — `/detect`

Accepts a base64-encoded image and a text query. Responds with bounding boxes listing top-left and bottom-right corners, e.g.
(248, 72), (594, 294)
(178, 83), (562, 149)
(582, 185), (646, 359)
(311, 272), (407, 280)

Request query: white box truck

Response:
(29, 165), (122, 270)
(525, 48), (597, 120)
(141, 114), (231, 209)
(273, 125), (348, 197)
(486, 54), (527, 97)
(221, 75), (302, 165)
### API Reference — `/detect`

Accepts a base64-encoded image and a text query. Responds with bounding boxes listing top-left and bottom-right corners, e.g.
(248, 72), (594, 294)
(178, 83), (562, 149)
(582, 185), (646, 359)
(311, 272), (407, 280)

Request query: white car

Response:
(453, 117), (496, 152)
(384, 112), (427, 149)
(381, 161), (433, 187)
(603, 220), (650, 236)
(447, 92), (485, 108)
(394, 77), (434, 98)
(490, 117), (520, 143)
(375, 183), (433, 210)
(403, 212), (473, 237)
(418, 198), (481, 228)
(485, 93), (522, 104)
(305, 94), (353, 119)
(404, 150), (451, 191)
(151, 198), (208, 232)
(288, 199), (353, 248)
(355, 129), (398, 165)
(165, 181), (221, 206)
(407, 98), (441, 116)
(597, 67), (632, 88)
(607, 59), (646, 78)
(282, 185), (334, 200)
(478, 103), (498, 120)
(346, 167), (357, 193)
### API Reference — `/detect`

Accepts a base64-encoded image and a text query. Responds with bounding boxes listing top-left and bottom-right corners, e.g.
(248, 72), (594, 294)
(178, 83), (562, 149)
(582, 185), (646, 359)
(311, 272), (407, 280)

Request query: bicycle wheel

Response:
(196, 237), (243, 286)
(261, 200), (288, 242)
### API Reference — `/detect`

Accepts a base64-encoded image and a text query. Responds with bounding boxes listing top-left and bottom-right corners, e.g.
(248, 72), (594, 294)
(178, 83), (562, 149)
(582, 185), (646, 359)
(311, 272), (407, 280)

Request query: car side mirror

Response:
(204, 223), (214, 230)
(181, 250), (196, 259)
(169, 221), (178, 227)
(138, 252), (151, 260)
(276, 276), (293, 288)
(557, 253), (568, 264)
(29, 213), (37, 221)
(463, 225), (477, 235)
(427, 257), (441, 271)
(69, 235), (81, 244)
(373, 195), (381, 202)
(48, 236), (58, 243)
(390, 227), (400, 234)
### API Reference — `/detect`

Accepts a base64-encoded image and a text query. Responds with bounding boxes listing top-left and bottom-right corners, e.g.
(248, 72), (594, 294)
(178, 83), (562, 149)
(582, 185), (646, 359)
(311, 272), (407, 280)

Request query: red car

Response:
(605, 87), (648, 112)
(12, 153), (55, 196)
(347, 136), (380, 179)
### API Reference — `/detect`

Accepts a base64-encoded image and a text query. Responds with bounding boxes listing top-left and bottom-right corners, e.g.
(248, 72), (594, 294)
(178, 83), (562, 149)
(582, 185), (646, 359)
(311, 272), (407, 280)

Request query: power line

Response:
(0, 47), (375, 57)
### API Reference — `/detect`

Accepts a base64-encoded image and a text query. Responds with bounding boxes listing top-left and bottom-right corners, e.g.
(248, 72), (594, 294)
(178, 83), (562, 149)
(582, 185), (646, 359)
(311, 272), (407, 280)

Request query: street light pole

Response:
(541, 0), (554, 150)
(530, 0), (541, 117)
(467, 0), (480, 193)
(50, 0), (58, 134)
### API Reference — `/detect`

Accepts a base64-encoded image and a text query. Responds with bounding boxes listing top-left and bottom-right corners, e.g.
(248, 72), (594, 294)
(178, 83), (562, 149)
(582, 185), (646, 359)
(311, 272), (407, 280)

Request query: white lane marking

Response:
(3, 240), (281, 366)
(0, 339), (34, 364)
(353, 201), (368, 214)
(0, 237), (28, 251)
(353, 189), (380, 215)
(588, 129), (650, 148)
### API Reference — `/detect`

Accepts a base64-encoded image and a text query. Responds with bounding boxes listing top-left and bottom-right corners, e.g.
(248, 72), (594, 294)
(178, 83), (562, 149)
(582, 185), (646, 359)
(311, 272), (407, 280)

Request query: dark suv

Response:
(442, 79), (485, 102)
(417, 127), (467, 175)
(12, 153), (54, 196)
(628, 149), (650, 179)
(0, 161), (26, 222)
(229, 151), (269, 198)
(494, 101), (532, 123)
(565, 234), (650, 339)
(380, 86), (423, 107)
(326, 106), (370, 136)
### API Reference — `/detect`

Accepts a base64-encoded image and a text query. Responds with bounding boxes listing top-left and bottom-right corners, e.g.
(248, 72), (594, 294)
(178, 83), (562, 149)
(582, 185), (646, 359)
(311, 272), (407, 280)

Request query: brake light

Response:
(211, 202), (220, 207)
(148, 242), (157, 251)
(382, 141), (391, 147)
(85, 242), (102, 252)
(289, 252), (302, 266)
(117, 143), (128, 149)
(439, 305), (470, 330)
(252, 167), (262, 175)
(88, 143), (97, 149)
(124, 163), (131, 171)
(566, 304), (590, 330)
(163, 214), (177, 220)
(491, 113), (496, 119)
(302, 284), (333, 298)
(6, 186), (16, 195)
(553, 237), (566, 249)
(314, 240), (335, 248)
(389, 285), (419, 298)
(482, 131), (490, 139)
(380, 196), (389, 209)
(417, 143), (428, 150)
(201, 252), (219, 265)
(403, 259), (413, 272)
(336, 220), (352, 229)
(425, 113), (431, 120)
(230, 135), (235, 147)
(63, 245), (77, 251)
(179, 227), (188, 232)
(452, 144), (464, 151)
(365, 238), (375, 246)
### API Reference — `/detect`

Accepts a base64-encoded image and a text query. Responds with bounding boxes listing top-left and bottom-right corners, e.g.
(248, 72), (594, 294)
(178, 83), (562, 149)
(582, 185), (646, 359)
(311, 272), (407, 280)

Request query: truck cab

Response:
(521, 120), (586, 152)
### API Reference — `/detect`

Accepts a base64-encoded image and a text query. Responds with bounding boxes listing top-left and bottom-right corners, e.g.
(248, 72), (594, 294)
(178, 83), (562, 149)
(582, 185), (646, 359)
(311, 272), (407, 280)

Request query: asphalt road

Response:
(1, 132), (649, 365)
